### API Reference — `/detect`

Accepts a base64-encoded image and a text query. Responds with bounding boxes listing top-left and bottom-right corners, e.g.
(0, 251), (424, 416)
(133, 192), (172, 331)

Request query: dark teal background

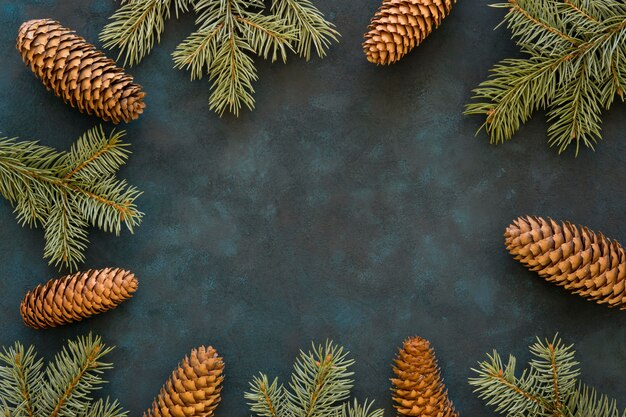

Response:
(0, 0), (625, 415)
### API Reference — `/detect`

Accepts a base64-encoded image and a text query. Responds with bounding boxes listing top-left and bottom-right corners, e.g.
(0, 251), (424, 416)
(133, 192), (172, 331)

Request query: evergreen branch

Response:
(60, 128), (130, 182)
(546, 57), (604, 154)
(208, 32), (258, 116)
(287, 341), (354, 417)
(471, 336), (625, 417)
(340, 400), (384, 417)
(528, 336), (579, 415)
(0, 336), (126, 417)
(496, 0), (580, 53)
(40, 335), (113, 417)
(567, 384), (624, 417)
(74, 399), (126, 417)
(0, 344), (44, 417)
(173, 23), (225, 80)
(245, 374), (286, 417)
(0, 127), (142, 271)
(467, 0), (626, 154)
(42, 192), (89, 271)
(100, 0), (194, 67)
(469, 351), (547, 416)
(270, 0), (339, 60)
(237, 12), (295, 62)
(465, 55), (566, 143)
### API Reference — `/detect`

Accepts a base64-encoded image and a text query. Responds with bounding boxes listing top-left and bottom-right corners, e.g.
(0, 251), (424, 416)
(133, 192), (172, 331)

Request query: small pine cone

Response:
(20, 268), (138, 329)
(16, 19), (145, 123)
(505, 216), (626, 309)
(144, 346), (224, 417)
(391, 336), (458, 417)
(363, 0), (454, 65)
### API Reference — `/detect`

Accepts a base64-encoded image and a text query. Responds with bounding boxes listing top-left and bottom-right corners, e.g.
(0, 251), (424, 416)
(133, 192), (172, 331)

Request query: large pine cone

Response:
(363, 0), (454, 65)
(20, 268), (138, 329)
(391, 336), (458, 417)
(16, 19), (145, 123)
(144, 346), (224, 417)
(505, 216), (626, 309)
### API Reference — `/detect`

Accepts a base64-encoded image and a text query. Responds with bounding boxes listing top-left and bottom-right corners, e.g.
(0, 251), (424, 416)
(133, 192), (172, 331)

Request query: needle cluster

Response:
(0, 127), (143, 270)
(465, 0), (626, 155)
(100, 0), (339, 116)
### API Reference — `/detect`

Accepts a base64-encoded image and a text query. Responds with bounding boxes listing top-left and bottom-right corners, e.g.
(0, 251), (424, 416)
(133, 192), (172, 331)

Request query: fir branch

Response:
(246, 374), (287, 417)
(340, 400), (384, 417)
(100, 0), (192, 67)
(470, 335), (625, 417)
(287, 341), (354, 417)
(246, 342), (380, 417)
(40, 335), (113, 417)
(0, 344), (44, 417)
(103, 0), (338, 116)
(467, 0), (626, 155)
(0, 335), (126, 417)
(0, 127), (143, 271)
(270, 0), (339, 60)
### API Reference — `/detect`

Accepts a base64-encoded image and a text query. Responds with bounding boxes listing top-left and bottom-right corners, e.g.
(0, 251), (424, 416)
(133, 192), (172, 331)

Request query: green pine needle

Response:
(0, 334), (126, 417)
(100, 0), (339, 116)
(0, 126), (143, 271)
(465, 0), (626, 155)
(245, 341), (381, 417)
(470, 335), (625, 417)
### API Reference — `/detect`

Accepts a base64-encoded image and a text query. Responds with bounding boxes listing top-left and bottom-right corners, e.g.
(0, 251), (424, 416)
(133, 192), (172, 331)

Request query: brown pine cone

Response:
(144, 346), (224, 417)
(20, 268), (138, 329)
(363, 0), (455, 65)
(505, 216), (626, 309)
(16, 19), (145, 123)
(391, 336), (459, 417)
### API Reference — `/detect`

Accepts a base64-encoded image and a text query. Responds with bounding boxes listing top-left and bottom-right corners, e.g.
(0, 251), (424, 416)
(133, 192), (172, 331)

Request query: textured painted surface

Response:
(0, 0), (625, 415)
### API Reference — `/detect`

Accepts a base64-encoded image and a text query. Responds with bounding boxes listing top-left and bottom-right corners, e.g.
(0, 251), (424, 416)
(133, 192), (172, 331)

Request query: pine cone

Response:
(391, 336), (458, 417)
(20, 268), (138, 329)
(16, 19), (145, 123)
(144, 346), (224, 417)
(505, 216), (626, 309)
(363, 0), (454, 65)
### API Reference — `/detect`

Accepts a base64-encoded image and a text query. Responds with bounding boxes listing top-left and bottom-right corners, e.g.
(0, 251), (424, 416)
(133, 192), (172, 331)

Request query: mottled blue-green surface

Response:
(0, 0), (625, 415)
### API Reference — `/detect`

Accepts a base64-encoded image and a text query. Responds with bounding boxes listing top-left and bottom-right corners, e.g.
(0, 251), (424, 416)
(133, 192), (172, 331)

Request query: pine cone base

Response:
(505, 216), (626, 309)
(17, 19), (145, 123)
(144, 346), (224, 417)
(363, 0), (455, 65)
(391, 337), (459, 417)
(20, 268), (138, 329)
